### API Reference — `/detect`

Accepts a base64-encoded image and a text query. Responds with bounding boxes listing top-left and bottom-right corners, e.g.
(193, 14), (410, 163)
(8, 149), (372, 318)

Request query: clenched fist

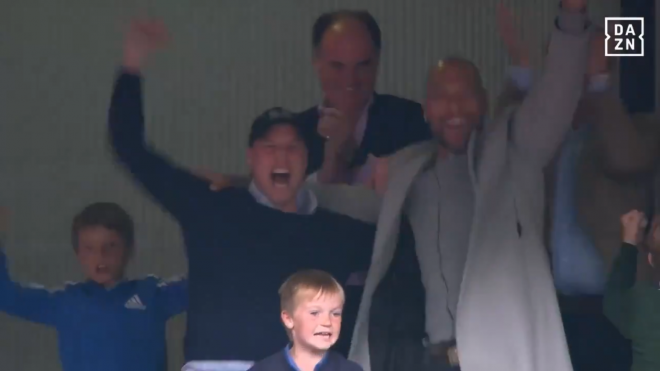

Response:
(620, 210), (646, 245)
(318, 107), (356, 160)
(123, 20), (170, 71)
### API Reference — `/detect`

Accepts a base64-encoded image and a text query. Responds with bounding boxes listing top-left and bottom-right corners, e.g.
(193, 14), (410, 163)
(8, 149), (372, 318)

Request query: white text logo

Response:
(604, 17), (644, 57)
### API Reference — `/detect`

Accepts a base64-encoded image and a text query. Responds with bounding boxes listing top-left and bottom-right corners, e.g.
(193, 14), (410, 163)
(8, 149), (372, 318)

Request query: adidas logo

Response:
(124, 294), (146, 310)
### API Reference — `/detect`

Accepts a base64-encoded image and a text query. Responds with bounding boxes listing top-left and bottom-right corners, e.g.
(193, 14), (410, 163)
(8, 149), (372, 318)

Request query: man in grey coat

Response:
(311, 0), (591, 370)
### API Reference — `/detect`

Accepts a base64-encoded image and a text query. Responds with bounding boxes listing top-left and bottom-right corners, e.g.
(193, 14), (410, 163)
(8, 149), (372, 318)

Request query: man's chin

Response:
(436, 137), (469, 154)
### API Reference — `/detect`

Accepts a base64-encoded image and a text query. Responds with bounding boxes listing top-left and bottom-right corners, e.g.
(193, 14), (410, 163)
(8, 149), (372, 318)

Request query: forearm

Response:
(606, 243), (638, 291)
(108, 70), (209, 219)
(0, 250), (59, 325)
(511, 6), (589, 165)
(602, 242), (637, 338)
(316, 150), (352, 184)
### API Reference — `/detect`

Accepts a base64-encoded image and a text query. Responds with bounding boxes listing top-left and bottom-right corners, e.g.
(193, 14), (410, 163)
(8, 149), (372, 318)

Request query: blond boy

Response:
(249, 270), (362, 371)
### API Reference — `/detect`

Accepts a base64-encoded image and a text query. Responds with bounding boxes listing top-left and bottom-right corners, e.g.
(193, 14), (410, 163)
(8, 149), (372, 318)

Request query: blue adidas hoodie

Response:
(0, 247), (187, 371)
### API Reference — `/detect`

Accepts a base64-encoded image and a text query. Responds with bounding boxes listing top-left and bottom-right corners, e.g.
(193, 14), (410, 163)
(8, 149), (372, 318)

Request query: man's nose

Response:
(273, 147), (288, 161)
(339, 68), (359, 88)
(447, 99), (461, 116)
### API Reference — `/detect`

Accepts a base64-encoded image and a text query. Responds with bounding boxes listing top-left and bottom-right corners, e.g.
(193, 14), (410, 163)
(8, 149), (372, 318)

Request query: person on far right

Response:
(604, 209), (660, 371)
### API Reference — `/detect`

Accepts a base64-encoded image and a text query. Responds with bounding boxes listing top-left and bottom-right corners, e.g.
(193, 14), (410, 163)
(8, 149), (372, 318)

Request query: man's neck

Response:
(436, 142), (468, 160)
(290, 345), (326, 371)
(248, 182), (317, 214)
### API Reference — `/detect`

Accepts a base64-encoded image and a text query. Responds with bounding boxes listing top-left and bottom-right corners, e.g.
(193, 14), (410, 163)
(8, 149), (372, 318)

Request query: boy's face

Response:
(75, 226), (129, 287)
(282, 291), (344, 353)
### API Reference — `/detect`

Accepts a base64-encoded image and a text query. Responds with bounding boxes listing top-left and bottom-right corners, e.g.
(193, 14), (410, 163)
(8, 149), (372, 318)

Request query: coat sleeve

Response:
(510, 9), (590, 166)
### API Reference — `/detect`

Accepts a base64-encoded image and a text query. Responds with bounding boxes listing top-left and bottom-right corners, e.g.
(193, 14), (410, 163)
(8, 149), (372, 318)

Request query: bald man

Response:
(310, 1), (592, 370)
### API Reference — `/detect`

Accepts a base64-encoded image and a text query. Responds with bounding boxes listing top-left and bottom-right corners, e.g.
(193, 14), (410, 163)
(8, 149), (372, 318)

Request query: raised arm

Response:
(511, 0), (590, 166)
(110, 20), (211, 222)
(494, 4), (532, 116)
(603, 210), (645, 338)
(153, 275), (188, 319)
(603, 243), (637, 339)
(586, 90), (659, 177)
(0, 246), (64, 326)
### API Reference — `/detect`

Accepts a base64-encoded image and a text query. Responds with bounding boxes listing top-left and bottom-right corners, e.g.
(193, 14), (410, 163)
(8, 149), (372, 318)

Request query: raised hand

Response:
(123, 20), (170, 71)
(620, 210), (646, 245)
(497, 3), (529, 67)
(318, 107), (356, 159)
(562, 0), (587, 12)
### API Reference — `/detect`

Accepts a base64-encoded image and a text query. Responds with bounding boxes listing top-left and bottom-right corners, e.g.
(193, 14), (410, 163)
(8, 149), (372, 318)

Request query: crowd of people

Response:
(0, 0), (659, 370)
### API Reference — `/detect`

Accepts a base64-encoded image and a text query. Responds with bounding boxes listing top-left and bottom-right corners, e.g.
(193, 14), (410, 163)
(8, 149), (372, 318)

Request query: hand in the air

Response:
(123, 20), (170, 71)
(497, 3), (529, 67)
(620, 210), (647, 245)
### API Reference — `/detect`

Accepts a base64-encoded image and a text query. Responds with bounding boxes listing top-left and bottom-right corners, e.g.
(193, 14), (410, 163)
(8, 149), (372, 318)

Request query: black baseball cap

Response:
(247, 107), (313, 148)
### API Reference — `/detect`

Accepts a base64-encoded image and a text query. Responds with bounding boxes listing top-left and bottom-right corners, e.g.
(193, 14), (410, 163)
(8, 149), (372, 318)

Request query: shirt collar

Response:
(283, 344), (329, 371)
(248, 182), (318, 215)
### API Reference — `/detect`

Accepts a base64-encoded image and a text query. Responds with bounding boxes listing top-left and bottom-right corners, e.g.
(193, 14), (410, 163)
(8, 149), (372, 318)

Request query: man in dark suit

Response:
(299, 11), (429, 368)
(302, 10), (431, 183)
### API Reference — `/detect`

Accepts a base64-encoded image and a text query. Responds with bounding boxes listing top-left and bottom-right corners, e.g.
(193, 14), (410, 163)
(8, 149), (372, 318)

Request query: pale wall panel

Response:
(0, 1), (618, 370)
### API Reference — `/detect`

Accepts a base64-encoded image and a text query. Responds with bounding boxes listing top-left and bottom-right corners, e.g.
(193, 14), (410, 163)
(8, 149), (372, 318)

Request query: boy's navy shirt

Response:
(108, 71), (376, 362)
(248, 346), (363, 371)
(0, 248), (187, 371)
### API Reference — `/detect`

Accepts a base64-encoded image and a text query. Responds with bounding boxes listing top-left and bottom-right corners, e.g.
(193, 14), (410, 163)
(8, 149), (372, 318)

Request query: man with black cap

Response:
(109, 20), (376, 371)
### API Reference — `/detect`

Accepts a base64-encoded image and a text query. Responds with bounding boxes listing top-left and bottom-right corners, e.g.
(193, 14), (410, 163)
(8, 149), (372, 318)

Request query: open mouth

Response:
(446, 117), (466, 127)
(314, 331), (332, 339)
(271, 169), (290, 187)
(95, 264), (110, 275)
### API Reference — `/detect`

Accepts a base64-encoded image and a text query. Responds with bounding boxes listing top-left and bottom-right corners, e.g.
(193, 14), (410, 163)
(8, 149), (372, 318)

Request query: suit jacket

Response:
(311, 13), (590, 371)
(298, 94), (431, 174)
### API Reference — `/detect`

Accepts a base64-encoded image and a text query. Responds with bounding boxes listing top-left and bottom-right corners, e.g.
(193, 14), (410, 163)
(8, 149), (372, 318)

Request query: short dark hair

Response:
(247, 107), (309, 148)
(71, 202), (134, 251)
(312, 10), (382, 51)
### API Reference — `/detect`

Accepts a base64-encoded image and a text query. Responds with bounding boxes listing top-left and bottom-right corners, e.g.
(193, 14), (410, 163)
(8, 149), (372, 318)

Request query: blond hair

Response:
(279, 269), (345, 314)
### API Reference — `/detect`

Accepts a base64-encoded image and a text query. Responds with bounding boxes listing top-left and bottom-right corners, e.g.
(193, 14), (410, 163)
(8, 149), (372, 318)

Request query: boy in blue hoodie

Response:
(0, 202), (188, 371)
